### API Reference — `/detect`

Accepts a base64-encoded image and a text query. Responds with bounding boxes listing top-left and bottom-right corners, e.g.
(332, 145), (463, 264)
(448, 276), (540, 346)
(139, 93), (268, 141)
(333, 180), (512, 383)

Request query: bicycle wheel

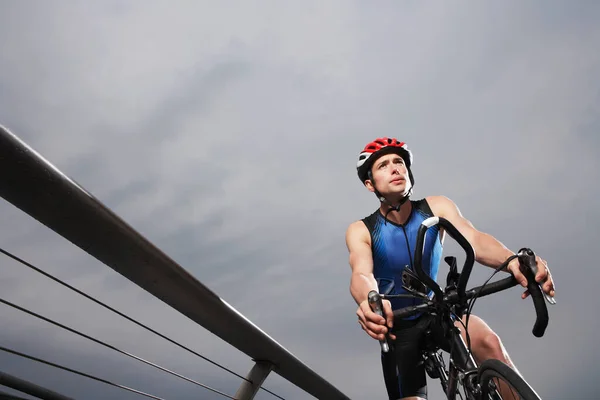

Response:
(477, 359), (541, 400)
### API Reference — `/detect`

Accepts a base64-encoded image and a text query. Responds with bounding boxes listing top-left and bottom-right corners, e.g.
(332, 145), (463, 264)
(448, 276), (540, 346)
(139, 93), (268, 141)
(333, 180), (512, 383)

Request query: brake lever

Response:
(368, 290), (390, 353)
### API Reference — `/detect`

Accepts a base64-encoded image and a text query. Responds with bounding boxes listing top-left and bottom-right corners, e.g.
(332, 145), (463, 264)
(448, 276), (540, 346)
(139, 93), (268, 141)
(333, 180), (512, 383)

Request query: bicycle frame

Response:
(419, 299), (495, 399)
(375, 215), (551, 399)
(402, 274), (488, 399)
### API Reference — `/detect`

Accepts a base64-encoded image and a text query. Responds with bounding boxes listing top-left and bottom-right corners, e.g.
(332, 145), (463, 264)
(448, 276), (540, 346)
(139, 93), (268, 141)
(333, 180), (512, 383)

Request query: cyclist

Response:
(345, 137), (556, 400)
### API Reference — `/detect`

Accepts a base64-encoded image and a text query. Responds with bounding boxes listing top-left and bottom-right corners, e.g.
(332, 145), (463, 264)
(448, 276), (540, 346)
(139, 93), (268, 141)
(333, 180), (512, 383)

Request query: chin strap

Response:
(380, 191), (411, 224)
(374, 187), (413, 225)
(367, 170), (414, 224)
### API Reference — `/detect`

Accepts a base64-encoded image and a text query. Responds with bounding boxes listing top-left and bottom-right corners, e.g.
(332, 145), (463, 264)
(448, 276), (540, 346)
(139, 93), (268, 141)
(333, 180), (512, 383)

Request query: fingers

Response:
(542, 273), (555, 296)
(521, 259), (556, 300)
(359, 301), (385, 325)
(356, 301), (392, 341)
(383, 300), (396, 340)
(535, 256), (556, 297)
(356, 308), (380, 340)
(508, 259), (528, 288)
(357, 304), (385, 340)
(535, 256), (549, 283)
(544, 282), (555, 297)
(357, 315), (381, 340)
(383, 300), (394, 330)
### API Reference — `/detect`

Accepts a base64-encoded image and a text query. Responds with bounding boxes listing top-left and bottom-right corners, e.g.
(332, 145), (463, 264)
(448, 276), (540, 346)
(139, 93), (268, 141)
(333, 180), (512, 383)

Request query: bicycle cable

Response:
(463, 255), (518, 359)
(450, 309), (471, 351)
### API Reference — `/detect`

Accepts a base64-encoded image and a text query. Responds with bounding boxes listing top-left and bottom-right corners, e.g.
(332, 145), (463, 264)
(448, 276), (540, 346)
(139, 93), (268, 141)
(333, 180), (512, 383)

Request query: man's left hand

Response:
(506, 255), (555, 300)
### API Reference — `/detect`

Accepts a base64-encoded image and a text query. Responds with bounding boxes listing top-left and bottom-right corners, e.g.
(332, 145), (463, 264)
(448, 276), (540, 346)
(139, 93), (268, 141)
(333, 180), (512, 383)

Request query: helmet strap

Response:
(368, 170), (413, 224)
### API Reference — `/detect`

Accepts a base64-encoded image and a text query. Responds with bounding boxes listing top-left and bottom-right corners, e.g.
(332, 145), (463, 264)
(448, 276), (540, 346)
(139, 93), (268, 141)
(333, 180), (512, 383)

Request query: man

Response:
(345, 137), (555, 400)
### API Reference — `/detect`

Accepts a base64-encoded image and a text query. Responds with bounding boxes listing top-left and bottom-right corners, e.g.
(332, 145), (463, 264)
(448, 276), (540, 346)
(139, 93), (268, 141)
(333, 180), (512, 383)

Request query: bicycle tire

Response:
(477, 359), (541, 400)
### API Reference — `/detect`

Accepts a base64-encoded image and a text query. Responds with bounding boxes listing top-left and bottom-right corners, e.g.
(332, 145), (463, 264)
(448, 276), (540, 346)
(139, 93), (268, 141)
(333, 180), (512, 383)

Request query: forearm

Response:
(473, 231), (515, 269)
(350, 272), (379, 305)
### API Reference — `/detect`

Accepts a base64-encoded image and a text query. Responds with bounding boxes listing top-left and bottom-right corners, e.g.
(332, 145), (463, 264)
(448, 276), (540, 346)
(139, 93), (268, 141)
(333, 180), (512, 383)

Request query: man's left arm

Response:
(428, 195), (555, 299)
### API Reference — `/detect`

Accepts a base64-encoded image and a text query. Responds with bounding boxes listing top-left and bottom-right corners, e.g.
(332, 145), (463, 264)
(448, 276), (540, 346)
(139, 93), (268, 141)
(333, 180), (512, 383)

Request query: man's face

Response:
(365, 152), (412, 196)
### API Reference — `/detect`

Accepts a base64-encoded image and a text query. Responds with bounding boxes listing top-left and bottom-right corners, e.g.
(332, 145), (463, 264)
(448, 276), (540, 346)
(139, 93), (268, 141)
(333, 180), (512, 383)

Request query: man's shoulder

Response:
(423, 194), (453, 204)
(346, 209), (380, 236)
(346, 217), (368, 233)
(346, 209), (379, 226)
(345, 219), (371, 245)
(347, 219), (366, 230)
(422, 195), (458, 217)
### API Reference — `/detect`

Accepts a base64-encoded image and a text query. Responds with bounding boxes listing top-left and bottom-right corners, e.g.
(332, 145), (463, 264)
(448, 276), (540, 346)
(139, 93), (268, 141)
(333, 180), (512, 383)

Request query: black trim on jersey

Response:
(413, 198), (433, 217)
(361, 209), (379, 237)
(412, 198), (443, 246)
(361, 198), (433, 231)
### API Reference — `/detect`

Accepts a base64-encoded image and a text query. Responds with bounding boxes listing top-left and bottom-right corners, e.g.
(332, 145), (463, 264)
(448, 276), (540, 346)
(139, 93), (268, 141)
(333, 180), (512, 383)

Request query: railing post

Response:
(235, 360), (274, 400)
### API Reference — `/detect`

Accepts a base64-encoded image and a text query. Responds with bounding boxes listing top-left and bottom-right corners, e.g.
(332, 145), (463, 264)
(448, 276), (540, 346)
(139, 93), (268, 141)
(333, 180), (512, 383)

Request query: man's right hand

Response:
(356, 298), (396, 341)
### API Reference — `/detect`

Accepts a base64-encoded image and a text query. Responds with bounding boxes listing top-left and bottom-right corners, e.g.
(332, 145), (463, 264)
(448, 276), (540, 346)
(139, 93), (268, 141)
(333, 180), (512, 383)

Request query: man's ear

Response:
(364, 179), (375, 193)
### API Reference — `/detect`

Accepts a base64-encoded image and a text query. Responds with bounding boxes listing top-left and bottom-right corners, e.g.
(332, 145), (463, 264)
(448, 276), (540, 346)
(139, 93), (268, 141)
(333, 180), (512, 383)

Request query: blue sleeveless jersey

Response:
(362, 199), (443, 319)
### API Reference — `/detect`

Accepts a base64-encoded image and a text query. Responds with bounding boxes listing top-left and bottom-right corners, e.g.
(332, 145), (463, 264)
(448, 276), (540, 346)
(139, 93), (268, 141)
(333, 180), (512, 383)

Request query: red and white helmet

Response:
(356, 137), (413, 183)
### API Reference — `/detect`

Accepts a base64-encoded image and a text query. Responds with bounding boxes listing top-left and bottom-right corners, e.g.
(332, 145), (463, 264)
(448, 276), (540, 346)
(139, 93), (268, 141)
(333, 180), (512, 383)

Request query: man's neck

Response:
(379, 199), (413, 225)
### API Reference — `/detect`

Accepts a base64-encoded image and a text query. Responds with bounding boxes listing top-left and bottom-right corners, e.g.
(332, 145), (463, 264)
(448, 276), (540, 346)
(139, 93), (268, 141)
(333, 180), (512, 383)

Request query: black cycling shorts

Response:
(381, 313), (450, 400)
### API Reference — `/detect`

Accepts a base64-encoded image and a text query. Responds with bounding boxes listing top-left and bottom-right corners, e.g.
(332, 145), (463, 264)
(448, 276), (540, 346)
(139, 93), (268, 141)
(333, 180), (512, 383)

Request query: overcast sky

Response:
(1, 1), (599, 399)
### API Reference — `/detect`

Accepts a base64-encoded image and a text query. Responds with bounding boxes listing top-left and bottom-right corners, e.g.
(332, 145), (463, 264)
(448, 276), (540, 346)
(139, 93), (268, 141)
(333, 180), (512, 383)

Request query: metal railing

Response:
(0, 371), (73, 400)
(0, 124), (350, 400)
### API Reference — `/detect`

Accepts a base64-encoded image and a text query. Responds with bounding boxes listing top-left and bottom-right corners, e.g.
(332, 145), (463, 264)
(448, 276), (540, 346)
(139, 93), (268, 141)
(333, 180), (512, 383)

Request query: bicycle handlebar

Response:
(408, 217), (550, 338)
(391, 275), (520, 319)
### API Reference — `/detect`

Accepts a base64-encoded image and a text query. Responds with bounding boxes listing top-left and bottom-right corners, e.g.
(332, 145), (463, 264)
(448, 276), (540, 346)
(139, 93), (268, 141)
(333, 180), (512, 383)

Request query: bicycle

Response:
(369, 216), (555, 399)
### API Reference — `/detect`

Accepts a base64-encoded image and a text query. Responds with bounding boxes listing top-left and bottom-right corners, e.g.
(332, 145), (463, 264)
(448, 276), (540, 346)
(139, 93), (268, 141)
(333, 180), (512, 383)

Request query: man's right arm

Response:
(346, 221), (378, 304)
(345, 221), (395, 340)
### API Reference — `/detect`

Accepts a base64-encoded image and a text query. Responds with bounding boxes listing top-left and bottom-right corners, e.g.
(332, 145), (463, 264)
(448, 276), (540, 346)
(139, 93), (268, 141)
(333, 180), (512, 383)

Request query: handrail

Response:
(0, 371), (74, 400)
(0, 124), (350, 400)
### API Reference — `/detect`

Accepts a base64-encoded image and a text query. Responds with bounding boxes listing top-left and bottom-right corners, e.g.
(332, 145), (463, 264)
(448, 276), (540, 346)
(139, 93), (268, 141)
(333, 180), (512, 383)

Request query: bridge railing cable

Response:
(0, 246), (283, 399)
(0, 347), (167, 400)
(0, 124), (350, 400)
(0, 295), (236, 399)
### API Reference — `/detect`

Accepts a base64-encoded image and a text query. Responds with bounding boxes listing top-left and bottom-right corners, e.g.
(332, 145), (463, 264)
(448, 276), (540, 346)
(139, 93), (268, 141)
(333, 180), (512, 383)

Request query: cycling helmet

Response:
(356, 137), (414, 184)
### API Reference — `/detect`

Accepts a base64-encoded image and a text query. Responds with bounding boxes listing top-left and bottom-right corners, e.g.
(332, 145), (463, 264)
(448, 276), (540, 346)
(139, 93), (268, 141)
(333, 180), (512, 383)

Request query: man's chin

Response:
(382, 192), (409, 202)
(388, 187), (408, 196)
